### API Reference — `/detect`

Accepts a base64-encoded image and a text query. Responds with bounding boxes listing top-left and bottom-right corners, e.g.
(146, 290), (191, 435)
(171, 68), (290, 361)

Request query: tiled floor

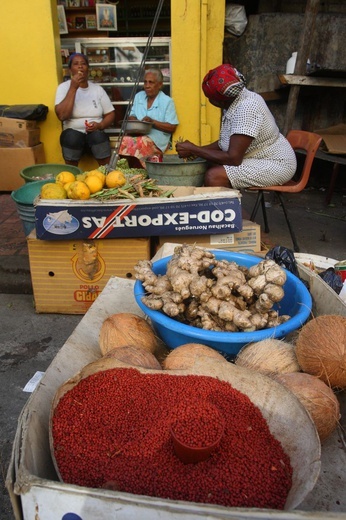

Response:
(0, 193), (28, 256)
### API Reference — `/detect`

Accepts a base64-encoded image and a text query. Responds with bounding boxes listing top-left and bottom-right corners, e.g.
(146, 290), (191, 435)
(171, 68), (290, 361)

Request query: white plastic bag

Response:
(225, 4), (248, 36)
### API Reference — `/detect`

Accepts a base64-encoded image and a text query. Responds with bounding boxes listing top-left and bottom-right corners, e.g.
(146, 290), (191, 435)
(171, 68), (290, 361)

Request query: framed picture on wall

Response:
(86, 14), (97, 29)
(57, 5), (68, 34)
(96, 4), (117, 31)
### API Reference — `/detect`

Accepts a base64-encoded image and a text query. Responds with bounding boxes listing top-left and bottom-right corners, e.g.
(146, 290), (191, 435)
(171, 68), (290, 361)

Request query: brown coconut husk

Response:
(295, 315), (346, 389)
(162, 343), (226, 370)
(235, 338), (300, 376)
(98, 313), (159, 355)
(103, 345), (162, 370)
(275, 372), (341, 442)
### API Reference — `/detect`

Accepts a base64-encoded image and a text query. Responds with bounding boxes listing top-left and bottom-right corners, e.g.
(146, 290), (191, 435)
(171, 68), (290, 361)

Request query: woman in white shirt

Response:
(55, 53), (115, 167)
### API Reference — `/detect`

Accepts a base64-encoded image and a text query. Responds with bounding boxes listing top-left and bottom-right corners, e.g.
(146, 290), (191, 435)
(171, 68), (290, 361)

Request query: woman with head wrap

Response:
(176, 64), (296, 189)
(55, 53), (115, 167)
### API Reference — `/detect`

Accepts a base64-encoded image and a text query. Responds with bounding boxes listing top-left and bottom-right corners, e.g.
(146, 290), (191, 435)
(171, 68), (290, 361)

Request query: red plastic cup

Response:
(171, 407), (225, 464)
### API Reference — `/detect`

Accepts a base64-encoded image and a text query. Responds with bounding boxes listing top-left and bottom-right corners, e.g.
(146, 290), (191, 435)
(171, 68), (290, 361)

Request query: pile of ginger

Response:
(135, 245), (291, 332)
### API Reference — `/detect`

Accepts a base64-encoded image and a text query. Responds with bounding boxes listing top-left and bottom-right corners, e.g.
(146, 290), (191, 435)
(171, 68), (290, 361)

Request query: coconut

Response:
(103, 345), (162, 370)
(163, 343), (226, 370)
(275, 372), (340, 442)
(234, 338), (300, 376)
(99, 313), (159, 356)
(295, 315), (346, 389)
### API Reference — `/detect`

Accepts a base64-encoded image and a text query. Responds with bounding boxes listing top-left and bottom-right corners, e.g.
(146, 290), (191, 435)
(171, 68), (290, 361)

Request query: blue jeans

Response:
(60, 128), (111, 162)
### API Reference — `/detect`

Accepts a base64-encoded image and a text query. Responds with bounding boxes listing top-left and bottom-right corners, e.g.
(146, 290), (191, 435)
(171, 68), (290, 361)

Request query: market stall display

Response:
(6, 265), (346, 518)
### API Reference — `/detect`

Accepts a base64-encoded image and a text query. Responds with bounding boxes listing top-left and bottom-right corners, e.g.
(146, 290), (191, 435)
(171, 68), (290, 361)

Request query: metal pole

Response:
(108, 0), (166, 170)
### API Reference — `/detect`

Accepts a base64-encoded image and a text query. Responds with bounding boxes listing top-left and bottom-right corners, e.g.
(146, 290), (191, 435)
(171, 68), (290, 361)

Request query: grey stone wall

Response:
(223, 13), (346, 132)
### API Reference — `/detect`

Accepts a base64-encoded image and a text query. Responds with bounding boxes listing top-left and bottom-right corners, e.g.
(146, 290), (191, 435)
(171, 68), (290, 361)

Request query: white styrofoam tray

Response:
(294, 253), (339, 271)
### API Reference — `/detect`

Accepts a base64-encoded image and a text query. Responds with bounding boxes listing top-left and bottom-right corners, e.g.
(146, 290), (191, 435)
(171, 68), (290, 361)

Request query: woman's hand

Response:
(85, 121), (101, 133)
(71, 71), (86, 89)
(176, 139), (196, 158)
(85, 111), (115, 133)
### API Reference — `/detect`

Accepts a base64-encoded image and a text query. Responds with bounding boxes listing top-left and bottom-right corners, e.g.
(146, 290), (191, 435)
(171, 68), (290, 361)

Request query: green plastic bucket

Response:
(20, 163), (82, 183)
(11, 179), (55, 236)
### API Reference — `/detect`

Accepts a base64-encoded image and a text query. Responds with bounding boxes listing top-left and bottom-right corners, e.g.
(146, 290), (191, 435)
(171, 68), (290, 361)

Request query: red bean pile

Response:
(52, 368), (292, 509)
(172, 401), (224, 448)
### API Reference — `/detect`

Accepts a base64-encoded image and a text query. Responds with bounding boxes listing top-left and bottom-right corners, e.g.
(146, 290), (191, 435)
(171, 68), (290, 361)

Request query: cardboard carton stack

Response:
(27, 231), (151, 314)
(314, 124), (346, 155)
(0, 117), (45, 191)
(155, 220), (262, 254)
(29, 187), (247, 313)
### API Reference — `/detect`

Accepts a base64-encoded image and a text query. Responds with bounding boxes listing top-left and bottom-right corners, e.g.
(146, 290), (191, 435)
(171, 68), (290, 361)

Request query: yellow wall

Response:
(1, 0), (65, 164)
(1, 0), (225, 170)
(171, 0), (225, 148)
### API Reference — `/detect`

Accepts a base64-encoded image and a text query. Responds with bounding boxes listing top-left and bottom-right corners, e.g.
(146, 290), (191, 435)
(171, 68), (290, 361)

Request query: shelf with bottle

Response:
(117, 2), (170, 20)
(83, 64), (170, 86)
(58, 1), (170, 37)
(116, 0), (171, 36)
(58, 1), (97, 7)
(58, 0), (107, 37)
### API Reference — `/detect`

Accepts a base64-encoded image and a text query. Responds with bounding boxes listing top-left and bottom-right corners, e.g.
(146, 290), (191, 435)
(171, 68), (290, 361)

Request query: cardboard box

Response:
(35, 187), (243, 241)
(156, 220), (261, 253)
(0, 116), (37, 131)
(0, 127), (41, 148)
(0, 143), (45, 191)
(27, 230), (150, 313)
(314, 123), (346, 155)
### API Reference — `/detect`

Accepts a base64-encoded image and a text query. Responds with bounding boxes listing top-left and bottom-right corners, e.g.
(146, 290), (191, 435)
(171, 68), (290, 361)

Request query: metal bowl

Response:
(119, 120), (153, 135)
(145, 154), (207, 186)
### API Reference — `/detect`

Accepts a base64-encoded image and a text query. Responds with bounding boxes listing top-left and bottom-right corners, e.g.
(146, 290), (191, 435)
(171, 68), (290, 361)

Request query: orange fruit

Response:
(84, 175), (104, 194)
(55, 171), (76, 185)
(40, 183), (67, 199)
(67, 181), (91, 200)
(85, 169), (106, 188)
(105, 170), (126, 189)
(63, 181), (74, 192)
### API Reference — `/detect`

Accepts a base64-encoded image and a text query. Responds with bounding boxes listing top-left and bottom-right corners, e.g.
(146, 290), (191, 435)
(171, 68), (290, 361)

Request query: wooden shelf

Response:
(278, 74), (346, 88)
(64, 7), (95, 12)
(59, 0), (171, 38)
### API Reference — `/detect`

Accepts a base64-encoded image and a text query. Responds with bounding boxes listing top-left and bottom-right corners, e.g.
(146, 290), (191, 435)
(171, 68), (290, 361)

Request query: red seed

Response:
(52, 368), (292, 509)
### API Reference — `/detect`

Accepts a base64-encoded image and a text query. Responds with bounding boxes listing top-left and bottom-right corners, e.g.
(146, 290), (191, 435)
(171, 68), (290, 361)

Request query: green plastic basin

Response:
(20, 163), (82, 183)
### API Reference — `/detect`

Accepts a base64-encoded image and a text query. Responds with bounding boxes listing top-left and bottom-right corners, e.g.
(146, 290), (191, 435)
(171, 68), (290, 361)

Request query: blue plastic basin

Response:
(134, 251), (312, 357)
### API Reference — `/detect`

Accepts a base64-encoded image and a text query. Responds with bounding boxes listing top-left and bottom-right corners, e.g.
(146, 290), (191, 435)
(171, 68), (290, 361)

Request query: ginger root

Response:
(135, 245), (291, 332)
